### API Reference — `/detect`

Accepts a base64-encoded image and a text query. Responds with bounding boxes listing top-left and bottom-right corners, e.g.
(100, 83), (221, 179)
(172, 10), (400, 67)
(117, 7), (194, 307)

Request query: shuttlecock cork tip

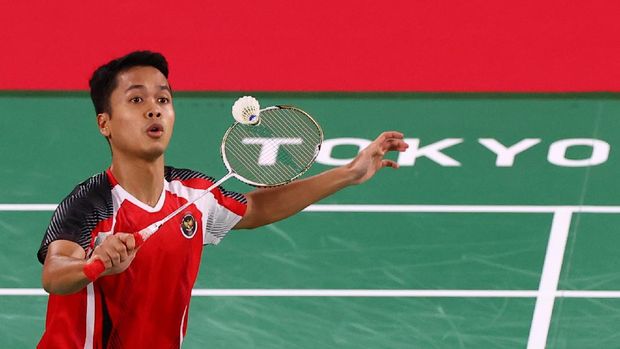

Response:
(232, 96), (260, 125)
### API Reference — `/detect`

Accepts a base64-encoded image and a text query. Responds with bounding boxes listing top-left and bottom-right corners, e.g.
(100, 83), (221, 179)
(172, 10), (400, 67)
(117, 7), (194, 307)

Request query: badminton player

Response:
(36, 50), (408, 348)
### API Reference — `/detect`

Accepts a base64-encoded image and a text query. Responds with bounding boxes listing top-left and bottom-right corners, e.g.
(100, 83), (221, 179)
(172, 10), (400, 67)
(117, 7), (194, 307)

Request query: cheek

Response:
(167, 113), (176, 130)
(116, 118), (140, 134)
(109, 113), (141, 139)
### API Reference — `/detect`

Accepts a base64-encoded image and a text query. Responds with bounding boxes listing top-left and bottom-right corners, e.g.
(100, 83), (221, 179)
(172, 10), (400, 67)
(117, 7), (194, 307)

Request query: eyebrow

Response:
(125, 84), (171, 93)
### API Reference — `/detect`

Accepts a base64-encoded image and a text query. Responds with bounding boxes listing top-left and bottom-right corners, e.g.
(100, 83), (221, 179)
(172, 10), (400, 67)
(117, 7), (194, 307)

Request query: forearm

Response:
(42, 255), (91, 295)
(240, 166), (357, 228)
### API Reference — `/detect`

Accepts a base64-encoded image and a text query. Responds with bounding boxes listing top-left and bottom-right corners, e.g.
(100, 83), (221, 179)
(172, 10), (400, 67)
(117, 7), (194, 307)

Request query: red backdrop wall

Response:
(2, 1), (619, 91)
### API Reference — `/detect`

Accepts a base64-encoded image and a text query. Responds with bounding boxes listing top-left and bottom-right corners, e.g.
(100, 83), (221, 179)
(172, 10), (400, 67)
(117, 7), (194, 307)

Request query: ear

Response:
(97, 113), (111, 137)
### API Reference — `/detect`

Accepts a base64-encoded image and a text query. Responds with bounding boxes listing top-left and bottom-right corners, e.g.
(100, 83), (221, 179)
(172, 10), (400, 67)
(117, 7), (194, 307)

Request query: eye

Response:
(130, 97), (143, 103)
(158, 97), (170, 104)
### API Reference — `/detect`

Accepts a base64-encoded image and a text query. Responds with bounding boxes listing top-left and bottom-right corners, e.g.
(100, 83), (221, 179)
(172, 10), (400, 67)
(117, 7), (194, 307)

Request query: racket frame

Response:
(221, 105), (324, 187)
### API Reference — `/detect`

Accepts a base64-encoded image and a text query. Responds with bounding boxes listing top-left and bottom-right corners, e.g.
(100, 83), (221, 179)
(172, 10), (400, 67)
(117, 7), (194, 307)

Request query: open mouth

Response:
(147, 123), (164, 137)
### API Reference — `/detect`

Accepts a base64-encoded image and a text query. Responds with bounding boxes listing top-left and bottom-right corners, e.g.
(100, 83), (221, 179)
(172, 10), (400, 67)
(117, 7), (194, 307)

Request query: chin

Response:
(139, 144), (167, 161)
(145, 148), (167, 160)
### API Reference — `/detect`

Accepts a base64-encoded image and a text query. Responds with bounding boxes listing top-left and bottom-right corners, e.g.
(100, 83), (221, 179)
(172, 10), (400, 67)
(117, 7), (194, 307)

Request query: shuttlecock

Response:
(232, 96), (260, 125)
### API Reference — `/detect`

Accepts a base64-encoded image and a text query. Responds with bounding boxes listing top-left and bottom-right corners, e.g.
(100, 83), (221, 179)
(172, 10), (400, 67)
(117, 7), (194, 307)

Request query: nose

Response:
(146, 110), (161, 118)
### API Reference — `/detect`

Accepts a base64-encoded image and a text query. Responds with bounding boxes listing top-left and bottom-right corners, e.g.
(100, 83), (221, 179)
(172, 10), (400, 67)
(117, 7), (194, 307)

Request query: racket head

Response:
(221, 105), (323, 187)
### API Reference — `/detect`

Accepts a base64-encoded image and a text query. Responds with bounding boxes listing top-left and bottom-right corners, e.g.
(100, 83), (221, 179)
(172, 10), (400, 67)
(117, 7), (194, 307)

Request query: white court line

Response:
(3, 204), (620, 213)
(190, 289), (538, 297)
(526, 208), (573, 349)
(0, 288), (48, 295)
(305, 205), (620, 213)
(558, 290), (620, 298)
(0, 204), (58, 211)
(4, 288), (620, 298)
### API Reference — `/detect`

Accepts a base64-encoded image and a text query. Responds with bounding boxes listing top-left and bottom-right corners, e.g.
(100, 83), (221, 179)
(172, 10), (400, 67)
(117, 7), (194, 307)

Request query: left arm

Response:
(234, 131), (409, 229)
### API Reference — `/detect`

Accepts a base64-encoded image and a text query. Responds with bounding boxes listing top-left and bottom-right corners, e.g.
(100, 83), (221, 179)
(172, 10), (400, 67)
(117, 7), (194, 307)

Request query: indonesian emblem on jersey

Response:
(180, 212), (197, 238)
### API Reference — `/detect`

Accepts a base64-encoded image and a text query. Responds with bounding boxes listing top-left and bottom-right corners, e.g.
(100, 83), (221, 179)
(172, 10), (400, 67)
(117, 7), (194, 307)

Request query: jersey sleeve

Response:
(164, 166), (247, 245)
(37, 173), (113, 264)
(202, 184), (247, 245)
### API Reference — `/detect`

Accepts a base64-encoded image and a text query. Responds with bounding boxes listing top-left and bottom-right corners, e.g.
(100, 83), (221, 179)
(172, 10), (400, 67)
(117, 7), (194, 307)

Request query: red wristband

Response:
(83, 260), (105, 282)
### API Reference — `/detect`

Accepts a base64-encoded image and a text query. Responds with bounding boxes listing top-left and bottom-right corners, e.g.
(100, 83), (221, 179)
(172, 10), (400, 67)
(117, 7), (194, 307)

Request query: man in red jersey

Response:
(37, 51), (409, 348)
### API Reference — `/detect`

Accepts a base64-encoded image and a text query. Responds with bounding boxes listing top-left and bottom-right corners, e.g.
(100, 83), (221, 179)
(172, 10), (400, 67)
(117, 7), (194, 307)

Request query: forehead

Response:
(114, 66), (169, 91)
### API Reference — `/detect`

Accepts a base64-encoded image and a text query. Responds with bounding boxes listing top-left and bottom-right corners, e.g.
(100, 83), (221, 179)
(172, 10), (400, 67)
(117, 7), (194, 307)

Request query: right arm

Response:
(42, 233), (137, 295)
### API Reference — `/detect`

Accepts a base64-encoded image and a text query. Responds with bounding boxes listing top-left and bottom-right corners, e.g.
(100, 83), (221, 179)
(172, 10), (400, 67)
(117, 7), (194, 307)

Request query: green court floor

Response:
(1, 93), (619, 348)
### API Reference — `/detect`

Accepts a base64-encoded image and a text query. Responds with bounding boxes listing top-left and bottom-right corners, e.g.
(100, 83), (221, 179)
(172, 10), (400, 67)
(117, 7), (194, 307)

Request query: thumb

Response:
(117, 233), (137, 251)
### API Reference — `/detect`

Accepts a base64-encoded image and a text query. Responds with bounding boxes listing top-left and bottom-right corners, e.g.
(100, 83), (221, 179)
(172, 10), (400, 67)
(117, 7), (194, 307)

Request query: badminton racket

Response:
(83, 105), (323, 281)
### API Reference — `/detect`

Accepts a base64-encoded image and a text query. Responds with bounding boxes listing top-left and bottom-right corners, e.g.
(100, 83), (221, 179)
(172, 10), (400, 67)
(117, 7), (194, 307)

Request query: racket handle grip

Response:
(83, 231), (148, 282)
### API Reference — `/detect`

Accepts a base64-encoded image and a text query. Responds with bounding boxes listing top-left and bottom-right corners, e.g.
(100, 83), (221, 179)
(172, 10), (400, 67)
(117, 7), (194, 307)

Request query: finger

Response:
(397, 139), (410, 150)
(377, 139), (401, 154)
(118, 247), (129, 262)
(382, 160), (399, 169)
(377, 131), (404, 143)
(109, 238), (129, 261)
(383, 139), (409, 152)
(106, 250), (122, 266)
(118, 233), (136, 251)
(92, 246), (112, 269)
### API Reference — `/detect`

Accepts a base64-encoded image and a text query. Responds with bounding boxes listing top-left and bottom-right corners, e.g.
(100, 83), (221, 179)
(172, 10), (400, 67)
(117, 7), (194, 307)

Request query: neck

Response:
(110, 153), (165, 208)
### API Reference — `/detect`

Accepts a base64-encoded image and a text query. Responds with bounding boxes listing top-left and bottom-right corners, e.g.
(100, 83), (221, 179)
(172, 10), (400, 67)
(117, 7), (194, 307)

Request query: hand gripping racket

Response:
(83, 105), (323, 281)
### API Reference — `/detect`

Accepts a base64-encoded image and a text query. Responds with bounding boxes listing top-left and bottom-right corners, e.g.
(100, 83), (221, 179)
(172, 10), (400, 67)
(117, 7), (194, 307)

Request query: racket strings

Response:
(227, 144), (280, 183)
(270, 108), (321, 162)
(223, 107), (322, 186)
(270, 108), (318, 160)
(227, 112), (304, 183)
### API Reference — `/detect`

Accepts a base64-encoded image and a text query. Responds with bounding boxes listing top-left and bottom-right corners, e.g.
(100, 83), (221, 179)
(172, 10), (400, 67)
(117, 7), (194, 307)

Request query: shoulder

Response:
(164, 165), (247, 205)
(164, 165), (217, 183)
(59, 171), (113, 213)
(38, 172), (113, 263)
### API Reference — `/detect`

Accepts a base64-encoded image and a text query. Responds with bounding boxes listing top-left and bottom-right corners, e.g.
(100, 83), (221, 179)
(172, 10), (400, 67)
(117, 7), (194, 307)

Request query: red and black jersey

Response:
(37, 166), (247, 349)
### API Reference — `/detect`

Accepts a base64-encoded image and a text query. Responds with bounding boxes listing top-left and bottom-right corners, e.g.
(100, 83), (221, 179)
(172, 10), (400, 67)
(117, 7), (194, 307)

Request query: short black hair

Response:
(89, 50), (169, 114)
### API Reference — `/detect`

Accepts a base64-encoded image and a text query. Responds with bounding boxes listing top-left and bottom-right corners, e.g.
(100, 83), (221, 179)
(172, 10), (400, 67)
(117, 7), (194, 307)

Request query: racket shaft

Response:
(82, 173), (233, 282)
(153, 172), (233, 229)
